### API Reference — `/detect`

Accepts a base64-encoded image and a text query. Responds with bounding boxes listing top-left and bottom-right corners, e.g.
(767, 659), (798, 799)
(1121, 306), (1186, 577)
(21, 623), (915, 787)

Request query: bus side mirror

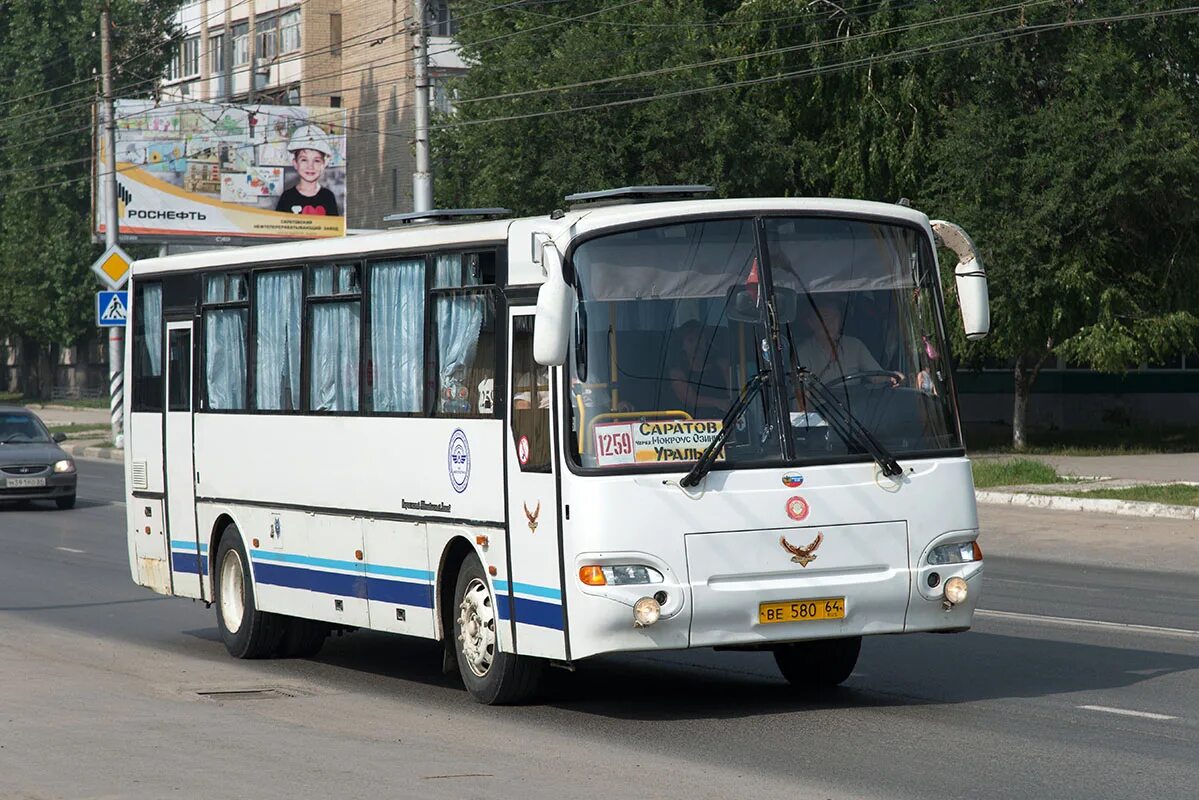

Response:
(931, 220), (990, 340)
(534, 242), (572, 365)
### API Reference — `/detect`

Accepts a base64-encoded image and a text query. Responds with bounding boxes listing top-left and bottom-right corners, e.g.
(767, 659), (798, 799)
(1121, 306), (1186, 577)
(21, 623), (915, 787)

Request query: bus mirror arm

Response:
(534, 241), (572, 366)
(931, 220), (990, 341)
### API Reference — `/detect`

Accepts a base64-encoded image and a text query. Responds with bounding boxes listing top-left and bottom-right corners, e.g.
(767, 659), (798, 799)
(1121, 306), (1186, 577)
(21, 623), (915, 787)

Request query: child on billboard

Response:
(276, 125), (340, 217)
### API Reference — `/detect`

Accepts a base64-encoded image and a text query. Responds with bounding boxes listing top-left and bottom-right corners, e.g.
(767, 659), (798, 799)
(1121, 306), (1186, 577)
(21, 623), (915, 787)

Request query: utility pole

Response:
(100, 2), (124, 449)
(412, 0), (432, 212)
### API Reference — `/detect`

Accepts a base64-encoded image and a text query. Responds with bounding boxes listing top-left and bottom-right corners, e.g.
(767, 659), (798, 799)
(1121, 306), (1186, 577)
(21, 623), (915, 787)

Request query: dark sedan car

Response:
(0, 406), (77, 509)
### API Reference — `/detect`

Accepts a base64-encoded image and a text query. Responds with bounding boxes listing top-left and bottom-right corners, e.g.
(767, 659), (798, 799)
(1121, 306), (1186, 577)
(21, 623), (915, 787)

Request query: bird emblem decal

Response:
(524, 501), (541, 534)
(780, 533), (823, 567)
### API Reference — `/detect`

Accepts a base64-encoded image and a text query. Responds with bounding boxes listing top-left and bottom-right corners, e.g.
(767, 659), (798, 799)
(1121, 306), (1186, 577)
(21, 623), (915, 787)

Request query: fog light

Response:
(944, 576), (968, 606)
(633, 596), (661, 627)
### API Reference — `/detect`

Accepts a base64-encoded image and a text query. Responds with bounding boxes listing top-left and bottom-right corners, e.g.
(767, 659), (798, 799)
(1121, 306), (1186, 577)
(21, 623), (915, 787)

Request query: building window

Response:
(281, 9), (301, 53)
(431, 76), (458, 115)
(210, 33), (225, 74)
(429, 0), (458, 37)
(329, 14), (342, 57)
(181, 36), (200, 77)
(256, 15), (278, 61)
(232, 22), (249, 66)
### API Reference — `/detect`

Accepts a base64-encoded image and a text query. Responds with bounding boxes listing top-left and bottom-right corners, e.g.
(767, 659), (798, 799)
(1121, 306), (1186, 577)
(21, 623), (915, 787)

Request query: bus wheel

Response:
(772, 636), (862, 689)
(276, 617), (328, 659)
(213, 527), (284, 659)
(452, 553), (542, 705)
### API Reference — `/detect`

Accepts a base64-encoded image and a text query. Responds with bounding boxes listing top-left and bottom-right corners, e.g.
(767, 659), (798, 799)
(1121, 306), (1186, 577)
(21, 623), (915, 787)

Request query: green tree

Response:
(435, 0), (1199, 447)
(0, 0), (179, 399)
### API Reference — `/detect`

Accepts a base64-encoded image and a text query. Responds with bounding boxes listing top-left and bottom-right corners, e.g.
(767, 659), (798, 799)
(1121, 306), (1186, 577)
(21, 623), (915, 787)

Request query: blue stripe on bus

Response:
(250, 550), (435, 582)
(250, 561), (436, 609)
(169, 540), (208, 553)
(496, 594), (565, 631)
(171, 551), (205, 575)
(493, 580), (562, 601)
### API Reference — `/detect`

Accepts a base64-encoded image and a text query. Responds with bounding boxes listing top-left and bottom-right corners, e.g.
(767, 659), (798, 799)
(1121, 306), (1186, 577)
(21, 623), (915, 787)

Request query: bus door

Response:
(503, 308), (568, 660)
(163, 319), (202, 598)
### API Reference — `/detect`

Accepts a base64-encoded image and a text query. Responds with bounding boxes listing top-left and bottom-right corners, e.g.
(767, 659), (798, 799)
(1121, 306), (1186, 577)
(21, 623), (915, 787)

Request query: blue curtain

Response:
(310, 302), (360, 411)
(434, 255), (483, 414)
(143, 283), (162, 377)
(371, 259), (424, 412)
(255, 270), (301, 410)
(205, 308), (247, 409)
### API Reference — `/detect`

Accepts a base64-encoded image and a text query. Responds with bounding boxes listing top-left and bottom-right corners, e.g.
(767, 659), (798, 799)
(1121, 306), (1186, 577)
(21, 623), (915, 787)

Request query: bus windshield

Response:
(567, 216), (961, 471)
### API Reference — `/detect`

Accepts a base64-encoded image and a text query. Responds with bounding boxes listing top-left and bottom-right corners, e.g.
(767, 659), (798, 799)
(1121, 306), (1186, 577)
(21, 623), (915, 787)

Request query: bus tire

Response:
(213, 527), (284, 659)
(772, 636), (862, 689)
(275, 617), (328, 659)
(452, 553), (543, 705)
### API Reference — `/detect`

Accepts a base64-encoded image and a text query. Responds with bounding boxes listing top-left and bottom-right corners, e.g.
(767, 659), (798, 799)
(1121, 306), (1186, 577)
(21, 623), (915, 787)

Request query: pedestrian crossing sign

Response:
(97, 291), (128, 327)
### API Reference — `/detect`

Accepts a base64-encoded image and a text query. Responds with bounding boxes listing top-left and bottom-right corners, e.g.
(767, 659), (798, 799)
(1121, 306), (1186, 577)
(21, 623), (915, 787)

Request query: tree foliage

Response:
(0, 0), (179, 394)
(436, 0), (1199, 444)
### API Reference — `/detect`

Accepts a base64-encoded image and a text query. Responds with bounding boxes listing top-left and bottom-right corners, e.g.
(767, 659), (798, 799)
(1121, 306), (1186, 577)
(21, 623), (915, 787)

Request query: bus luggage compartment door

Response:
(684, 522), (910, 647)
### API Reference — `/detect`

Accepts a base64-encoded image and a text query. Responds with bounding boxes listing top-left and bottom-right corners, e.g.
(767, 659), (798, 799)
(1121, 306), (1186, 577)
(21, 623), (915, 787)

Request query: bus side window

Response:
(510, 316), (551, 472)
(131, 281), (164, 412)
(431, 252), (497, 417)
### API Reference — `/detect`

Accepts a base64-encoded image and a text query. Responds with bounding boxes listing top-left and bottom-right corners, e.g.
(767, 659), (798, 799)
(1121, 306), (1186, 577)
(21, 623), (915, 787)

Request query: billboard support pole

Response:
(100, 2), (124, 449)
(412, 0), (432, 213)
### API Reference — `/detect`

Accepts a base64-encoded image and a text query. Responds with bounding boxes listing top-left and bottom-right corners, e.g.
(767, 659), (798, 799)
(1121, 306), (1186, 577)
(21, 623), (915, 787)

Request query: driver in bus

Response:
(667, 320), (734, 419)
(793, 294), (901, 387)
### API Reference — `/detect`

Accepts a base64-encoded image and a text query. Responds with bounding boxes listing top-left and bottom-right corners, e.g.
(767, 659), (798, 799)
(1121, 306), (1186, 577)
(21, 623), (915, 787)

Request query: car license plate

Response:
(5, 477), (46, 488)
(759, 597), (845, 624)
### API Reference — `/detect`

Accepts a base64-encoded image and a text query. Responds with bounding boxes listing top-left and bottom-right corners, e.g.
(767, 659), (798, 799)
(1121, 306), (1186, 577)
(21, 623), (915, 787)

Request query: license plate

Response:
(5, 477), (46, 488)
(759, 597), (845, 624)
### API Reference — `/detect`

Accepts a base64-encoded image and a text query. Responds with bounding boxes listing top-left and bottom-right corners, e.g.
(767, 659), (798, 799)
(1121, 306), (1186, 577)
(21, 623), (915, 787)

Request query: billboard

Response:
(95, 100), (348, 242)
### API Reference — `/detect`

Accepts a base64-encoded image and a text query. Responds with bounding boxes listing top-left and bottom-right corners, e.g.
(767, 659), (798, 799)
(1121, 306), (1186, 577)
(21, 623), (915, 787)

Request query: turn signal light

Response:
(972, 541), (983, 561)
(579, 565), (606, 586)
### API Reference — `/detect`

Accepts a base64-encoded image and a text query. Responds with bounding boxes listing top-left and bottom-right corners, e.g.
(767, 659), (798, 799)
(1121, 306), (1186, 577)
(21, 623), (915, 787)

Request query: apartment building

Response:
(160, 0), (467, 230)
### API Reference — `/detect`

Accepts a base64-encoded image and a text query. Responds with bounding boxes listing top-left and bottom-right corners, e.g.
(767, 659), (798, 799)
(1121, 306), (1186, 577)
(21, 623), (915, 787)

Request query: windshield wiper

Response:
(680, 370), (771, 488)
(793, 367), (903, 478)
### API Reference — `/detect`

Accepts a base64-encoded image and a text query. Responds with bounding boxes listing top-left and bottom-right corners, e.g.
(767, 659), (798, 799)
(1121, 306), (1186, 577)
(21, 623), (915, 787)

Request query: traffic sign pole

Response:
(100, 4), (124, 450)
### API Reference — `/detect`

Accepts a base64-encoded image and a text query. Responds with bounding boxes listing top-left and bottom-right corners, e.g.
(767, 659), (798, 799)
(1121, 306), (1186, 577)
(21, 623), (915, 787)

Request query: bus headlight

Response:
(633, 596), (661, 627)
(578, 564), (664, 587)
(927, 541), (982, 565)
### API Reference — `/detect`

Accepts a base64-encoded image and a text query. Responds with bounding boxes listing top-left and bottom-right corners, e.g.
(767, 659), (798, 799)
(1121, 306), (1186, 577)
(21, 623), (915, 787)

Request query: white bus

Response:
(124, 190), (990, 704)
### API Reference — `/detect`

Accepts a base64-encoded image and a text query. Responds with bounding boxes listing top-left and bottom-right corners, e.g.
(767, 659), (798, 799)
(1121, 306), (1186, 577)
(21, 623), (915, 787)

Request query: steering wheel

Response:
(824, 370), (904, 389)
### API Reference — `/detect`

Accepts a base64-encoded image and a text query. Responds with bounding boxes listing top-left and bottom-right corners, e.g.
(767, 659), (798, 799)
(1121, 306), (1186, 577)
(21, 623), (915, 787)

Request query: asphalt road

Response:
(1, 460), (1196, 799)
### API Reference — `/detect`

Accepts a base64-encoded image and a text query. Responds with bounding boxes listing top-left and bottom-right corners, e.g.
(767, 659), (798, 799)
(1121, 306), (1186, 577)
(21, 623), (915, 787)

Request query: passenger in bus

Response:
(667, 320), (734, 419)
(513, 366), (551, 410)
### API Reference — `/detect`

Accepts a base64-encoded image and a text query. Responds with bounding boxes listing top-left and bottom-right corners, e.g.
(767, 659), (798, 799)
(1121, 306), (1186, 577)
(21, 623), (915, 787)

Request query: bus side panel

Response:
(127, 410), (169, 593)
(364, 518), (436, 639)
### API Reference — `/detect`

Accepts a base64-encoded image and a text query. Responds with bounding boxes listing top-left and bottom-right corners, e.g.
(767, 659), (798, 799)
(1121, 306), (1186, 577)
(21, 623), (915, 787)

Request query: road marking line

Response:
(976, 609), (1199, 640)
(55, 547), (86, 554)
(1077, 705), (1177, 721)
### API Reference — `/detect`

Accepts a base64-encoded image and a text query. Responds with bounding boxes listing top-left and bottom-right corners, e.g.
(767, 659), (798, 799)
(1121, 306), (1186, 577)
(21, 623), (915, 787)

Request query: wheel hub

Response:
(457, 577), (496, 678)
(219, 549), (245, 635)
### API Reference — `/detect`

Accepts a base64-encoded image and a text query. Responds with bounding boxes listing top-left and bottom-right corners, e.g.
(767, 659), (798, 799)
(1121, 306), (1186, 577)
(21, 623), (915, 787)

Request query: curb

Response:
(61, 443), (124, 462)
(976, 490), (1199, 521)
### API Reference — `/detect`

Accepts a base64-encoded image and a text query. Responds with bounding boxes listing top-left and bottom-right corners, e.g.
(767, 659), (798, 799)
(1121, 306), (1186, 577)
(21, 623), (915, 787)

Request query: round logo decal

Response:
(448, 429), (471, 493)
(782, 472), (804, 488)
(517, 435), (531, 466)
(785, 495), (809, 522)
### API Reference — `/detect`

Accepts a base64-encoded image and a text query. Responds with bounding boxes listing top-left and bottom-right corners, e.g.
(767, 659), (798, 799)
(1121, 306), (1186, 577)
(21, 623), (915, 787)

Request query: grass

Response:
(968, 426), (1199, 456)
(1055, 484), (1199, 507)
(971, 457), (1063, 488)
(40, 397), (110, 409)
(47, 423), (111, 437)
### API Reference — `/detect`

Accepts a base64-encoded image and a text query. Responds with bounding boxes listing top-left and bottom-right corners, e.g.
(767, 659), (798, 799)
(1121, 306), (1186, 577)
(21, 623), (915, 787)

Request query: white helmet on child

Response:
(286, 125), (333, 157)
